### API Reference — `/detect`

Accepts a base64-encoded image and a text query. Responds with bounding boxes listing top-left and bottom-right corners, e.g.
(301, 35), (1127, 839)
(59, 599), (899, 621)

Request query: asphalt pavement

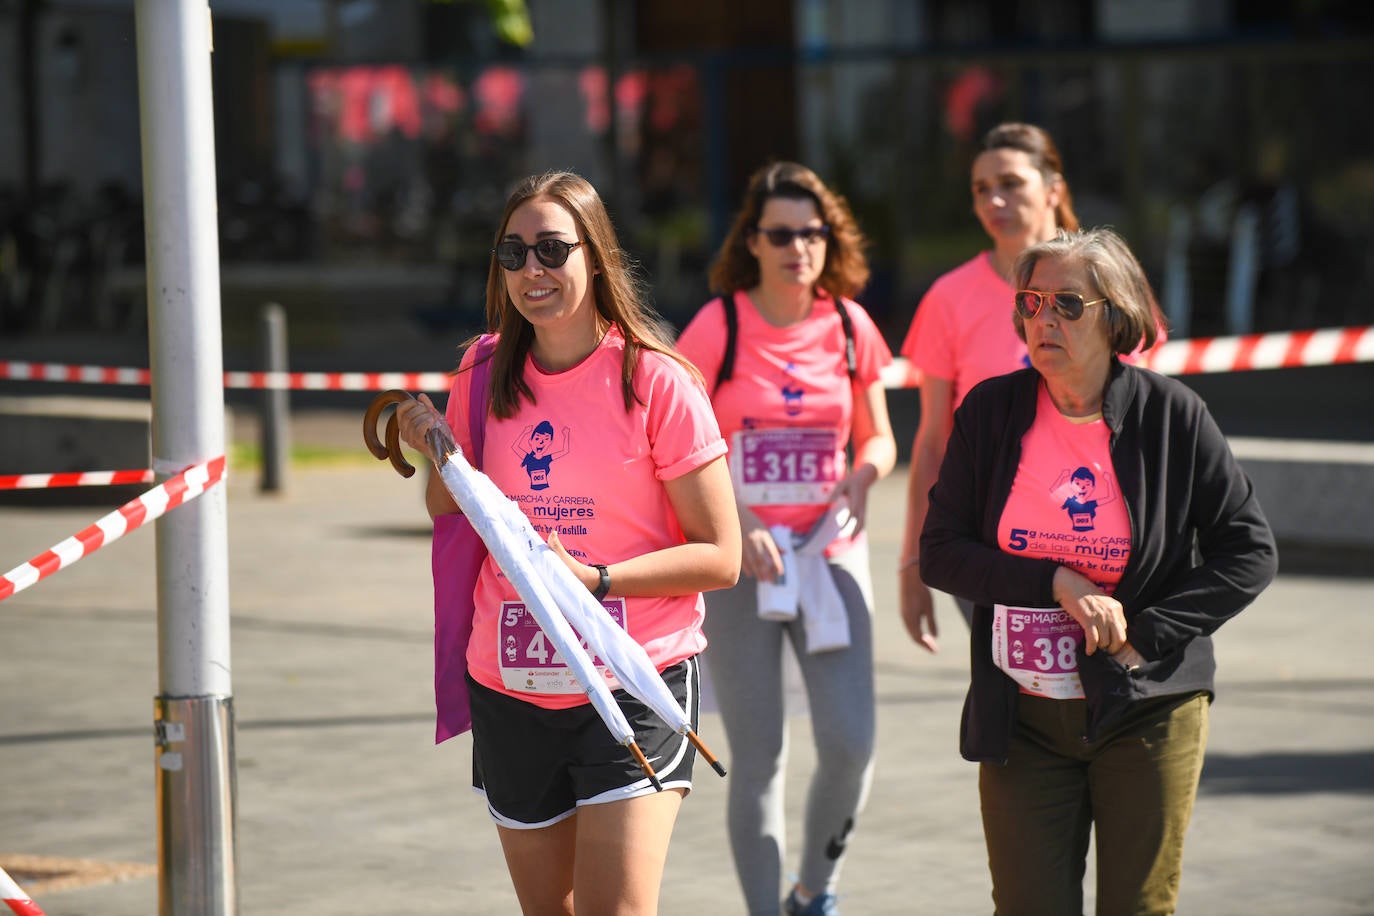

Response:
(1, 410), (1372, 915)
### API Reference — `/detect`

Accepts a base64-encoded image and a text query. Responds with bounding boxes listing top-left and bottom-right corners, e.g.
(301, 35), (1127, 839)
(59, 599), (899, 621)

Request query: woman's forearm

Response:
(583, 542), (741, 598)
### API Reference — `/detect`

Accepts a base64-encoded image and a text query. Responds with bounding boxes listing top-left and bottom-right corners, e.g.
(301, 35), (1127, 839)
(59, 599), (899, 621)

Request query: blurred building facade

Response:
(1, 0), (1371, 343)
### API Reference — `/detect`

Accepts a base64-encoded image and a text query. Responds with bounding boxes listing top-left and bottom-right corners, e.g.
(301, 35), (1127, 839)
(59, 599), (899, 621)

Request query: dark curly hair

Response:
(708, 161), (870, 299)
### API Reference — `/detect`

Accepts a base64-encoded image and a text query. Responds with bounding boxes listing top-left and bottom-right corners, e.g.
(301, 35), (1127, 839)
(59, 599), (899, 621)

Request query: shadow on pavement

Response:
(1200, 749), (1374, 795)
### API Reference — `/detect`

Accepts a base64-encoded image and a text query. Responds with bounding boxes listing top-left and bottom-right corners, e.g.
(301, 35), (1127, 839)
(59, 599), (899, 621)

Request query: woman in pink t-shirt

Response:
(396, 171), (740, 914)
(677, 162), (896, 916)
(899, 123), (1081, 651)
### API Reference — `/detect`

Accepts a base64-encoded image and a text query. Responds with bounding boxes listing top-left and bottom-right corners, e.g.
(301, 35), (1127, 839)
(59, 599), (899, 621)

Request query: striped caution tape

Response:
(0, 864), (45, 916)
(1138, 325), (1374, 375)
(0, 456), (226, 603)
(0, 360), (448, 392)
(2, 325), (1370, 393)
(0, 469), (155, 491)
(880, 324), (1374, 389)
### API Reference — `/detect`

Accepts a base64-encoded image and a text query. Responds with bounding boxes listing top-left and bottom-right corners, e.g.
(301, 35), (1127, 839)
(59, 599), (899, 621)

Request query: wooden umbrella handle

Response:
(362, 389), (417, 478)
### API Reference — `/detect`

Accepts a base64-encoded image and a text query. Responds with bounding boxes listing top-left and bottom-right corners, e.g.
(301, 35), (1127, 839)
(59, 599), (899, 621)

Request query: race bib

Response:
(731, 427), (840, 506)
(991, 604), (1086, 700)
(497, 598), (627, 695)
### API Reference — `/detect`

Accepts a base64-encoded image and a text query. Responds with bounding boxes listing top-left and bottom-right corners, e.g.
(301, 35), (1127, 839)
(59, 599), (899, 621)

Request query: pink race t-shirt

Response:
(901, 253), (1027, 409)
(675, 290), (891, 545)
(996, 383), (1132, 594)
(445, 325), (727, 709)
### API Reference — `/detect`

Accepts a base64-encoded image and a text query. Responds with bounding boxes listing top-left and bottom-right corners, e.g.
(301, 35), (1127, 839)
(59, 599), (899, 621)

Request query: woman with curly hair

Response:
(676, 161), (897, 916)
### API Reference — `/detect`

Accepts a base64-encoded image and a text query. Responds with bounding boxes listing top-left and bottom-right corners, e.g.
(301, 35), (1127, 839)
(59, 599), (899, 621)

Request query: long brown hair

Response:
(982, 123), (1080, 232)
(468, 171), (699, 419)
(708, 161), (870, 299)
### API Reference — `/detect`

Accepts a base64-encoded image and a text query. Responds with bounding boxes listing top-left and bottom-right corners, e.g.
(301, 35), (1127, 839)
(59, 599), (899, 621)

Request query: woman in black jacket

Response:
(920, 228), (1276, 915)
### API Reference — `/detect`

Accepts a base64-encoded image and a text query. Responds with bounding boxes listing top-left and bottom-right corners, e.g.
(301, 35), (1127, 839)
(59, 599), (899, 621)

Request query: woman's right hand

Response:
(1052, 565), (1127, 655)
(899, 566), (940, 653)
(394, 393), (444, 465)
(738, 506), (784, 583)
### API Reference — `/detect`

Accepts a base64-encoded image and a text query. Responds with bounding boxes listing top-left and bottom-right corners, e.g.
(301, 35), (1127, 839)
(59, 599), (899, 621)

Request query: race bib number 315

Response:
(731, 428), (840, 506)
(991, 604), (1085, 700)
(497, 598), (627, 695)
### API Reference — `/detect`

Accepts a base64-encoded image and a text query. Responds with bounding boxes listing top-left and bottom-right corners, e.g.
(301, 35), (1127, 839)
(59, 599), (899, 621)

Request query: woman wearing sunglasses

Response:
(675, 162), (896, 916)
(395, 170), (740, 914)
(920, 228), (1276, 915)
(898, 122), (1084, 651)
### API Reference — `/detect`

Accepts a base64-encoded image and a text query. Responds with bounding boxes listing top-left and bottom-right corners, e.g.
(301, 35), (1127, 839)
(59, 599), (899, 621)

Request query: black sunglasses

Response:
(753, 225), (831, 247)
(1014, 290), (1109, 321)
(493, 238), (585, 271)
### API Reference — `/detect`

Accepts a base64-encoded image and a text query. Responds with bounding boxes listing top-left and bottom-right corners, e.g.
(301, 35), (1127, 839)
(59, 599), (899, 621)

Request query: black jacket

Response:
(921, 360), (1277, 763)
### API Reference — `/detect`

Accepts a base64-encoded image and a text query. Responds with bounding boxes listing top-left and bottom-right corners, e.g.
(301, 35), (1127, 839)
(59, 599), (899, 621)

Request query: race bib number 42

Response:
(991, 604), (1085, 700)
(497, 598), (627, 695)
(731, 428), (840, 506)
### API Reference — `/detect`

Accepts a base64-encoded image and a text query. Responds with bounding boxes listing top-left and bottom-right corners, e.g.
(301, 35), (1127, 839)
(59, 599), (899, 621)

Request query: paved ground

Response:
(1, 410), (1372, 915)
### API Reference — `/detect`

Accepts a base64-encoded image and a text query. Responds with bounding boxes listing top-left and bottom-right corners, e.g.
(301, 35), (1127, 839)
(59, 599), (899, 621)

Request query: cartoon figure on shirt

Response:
(1053, 465), (1118, 532)
(780, 362), (804, 417)
(505, 633), (518, 664)
(511, 420), (571, 491)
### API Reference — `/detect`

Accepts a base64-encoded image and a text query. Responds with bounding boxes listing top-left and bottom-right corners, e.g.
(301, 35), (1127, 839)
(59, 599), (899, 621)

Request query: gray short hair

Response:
(1011, 228), (1163, 355)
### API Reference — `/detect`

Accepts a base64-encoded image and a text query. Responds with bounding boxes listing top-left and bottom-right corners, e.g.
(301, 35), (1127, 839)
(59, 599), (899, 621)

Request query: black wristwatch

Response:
(592, 564), (611, 600)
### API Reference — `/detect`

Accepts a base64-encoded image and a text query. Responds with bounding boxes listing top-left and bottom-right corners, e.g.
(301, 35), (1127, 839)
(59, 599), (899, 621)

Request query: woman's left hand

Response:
(547, 528), (597, 593)
(828, 463), (878, 534)
(1052, 565), (1128, 655)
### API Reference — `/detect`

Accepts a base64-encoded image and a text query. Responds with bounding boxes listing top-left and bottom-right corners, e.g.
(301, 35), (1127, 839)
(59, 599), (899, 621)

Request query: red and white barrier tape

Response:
(1138, 325), (1374, 376)
(0, 456), (226, 603)
(2, 325), (1370, 393)
(0, 360), (448, 392)
(0, 865), (45, 916)
(880, 324), (1374, 389)
(0, 469), (154, 491)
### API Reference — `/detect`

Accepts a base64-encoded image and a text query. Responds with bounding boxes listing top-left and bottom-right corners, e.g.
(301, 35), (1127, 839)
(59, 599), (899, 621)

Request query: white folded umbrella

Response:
(413, 413), (725, 783)
(363, 389), (726, 784)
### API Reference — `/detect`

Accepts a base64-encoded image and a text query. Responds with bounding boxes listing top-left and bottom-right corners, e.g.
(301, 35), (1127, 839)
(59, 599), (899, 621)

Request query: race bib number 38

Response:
(731, 428), (840, 506)
(991, 604), (1086, 700)
(498, 598), (627, 695)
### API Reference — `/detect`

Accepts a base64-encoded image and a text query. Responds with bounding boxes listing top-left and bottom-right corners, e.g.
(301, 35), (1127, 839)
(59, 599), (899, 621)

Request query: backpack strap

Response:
(834, 298), (858, 381)
(712, 295), (734, 395)
(466, 335), (496, 471)
(713, 293), (858, 394)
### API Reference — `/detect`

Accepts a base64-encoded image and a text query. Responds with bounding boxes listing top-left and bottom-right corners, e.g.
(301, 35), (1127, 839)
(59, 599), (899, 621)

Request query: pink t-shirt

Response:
(996, 383), (1132, 594)
(675, 290), (892, 545)
(901, 253), (1027, 409)
(445, 325), (727, 709)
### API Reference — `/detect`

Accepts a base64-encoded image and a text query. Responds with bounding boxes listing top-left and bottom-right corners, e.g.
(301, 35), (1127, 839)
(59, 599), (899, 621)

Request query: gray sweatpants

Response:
(702, 539), (876, 915)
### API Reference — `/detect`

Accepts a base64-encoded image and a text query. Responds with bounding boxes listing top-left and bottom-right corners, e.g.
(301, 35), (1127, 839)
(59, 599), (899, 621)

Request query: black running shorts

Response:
(467, 657), (700, 828)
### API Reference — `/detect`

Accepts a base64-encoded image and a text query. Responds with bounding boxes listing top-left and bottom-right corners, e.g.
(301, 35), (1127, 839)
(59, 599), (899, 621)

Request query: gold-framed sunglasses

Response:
(1014, 290), (1109, 321)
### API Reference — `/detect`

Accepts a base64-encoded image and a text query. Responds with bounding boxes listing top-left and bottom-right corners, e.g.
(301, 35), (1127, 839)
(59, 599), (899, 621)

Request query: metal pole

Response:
(134, 2), (237, 914)
(1226, 203), (1261, 336)
(1163, 204), (1192, 339)
(259, 302), (290, 493)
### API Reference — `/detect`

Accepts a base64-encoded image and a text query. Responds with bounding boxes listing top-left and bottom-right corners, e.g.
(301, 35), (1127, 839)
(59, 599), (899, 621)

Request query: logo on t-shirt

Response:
(1054, 465), (1116, 532)
(780, 362), (804, 417)
(512, 420), (570, 491)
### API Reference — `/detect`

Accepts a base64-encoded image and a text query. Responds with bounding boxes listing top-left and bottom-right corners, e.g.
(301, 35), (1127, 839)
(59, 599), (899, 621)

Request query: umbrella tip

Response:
(626, 740), (665, 792)
(685, 729), (728, 778)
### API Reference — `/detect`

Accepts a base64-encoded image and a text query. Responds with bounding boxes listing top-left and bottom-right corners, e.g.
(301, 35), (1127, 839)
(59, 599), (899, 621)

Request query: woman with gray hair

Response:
(920, 227), (1277, 914)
